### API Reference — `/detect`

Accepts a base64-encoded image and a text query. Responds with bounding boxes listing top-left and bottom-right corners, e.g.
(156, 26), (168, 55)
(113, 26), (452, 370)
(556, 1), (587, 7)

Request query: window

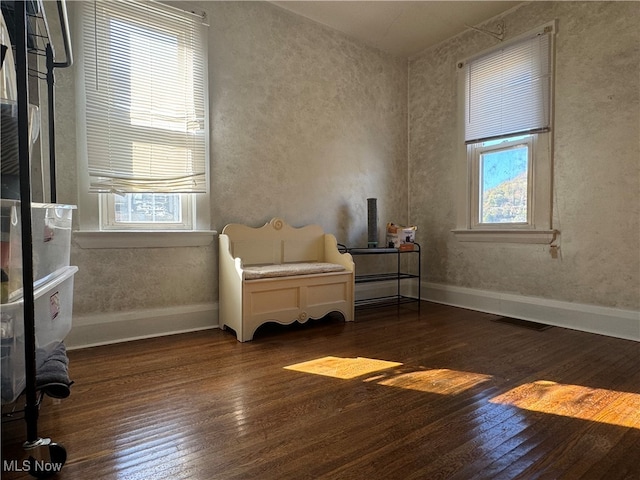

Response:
(471, 135), (532, 226)
(454, 23), (556, 243)
(77, 0), (208, 232)
(101, 192), (192, 230)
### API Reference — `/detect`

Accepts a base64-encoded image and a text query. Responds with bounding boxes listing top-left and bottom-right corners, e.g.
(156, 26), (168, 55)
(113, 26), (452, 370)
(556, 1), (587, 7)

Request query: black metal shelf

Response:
(341, 243), (421, 309)
(354, 272), (419, 284)
(354, 295), (419, 309)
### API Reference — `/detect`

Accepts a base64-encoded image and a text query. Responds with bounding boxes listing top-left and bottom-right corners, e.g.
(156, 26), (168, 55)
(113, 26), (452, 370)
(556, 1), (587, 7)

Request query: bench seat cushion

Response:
(244, 262), (346, 280)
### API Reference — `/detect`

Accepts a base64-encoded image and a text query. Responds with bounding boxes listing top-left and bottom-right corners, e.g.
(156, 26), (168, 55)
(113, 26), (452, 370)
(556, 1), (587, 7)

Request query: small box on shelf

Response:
(386, 223), (417, 249)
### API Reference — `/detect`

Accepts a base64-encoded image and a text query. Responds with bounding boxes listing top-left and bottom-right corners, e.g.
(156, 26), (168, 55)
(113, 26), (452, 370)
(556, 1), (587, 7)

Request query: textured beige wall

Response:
(208, 1), (408, 240)
(53, 0), (637, 323)
(408, 1), (640, 310)
(54, 1), (407, 316)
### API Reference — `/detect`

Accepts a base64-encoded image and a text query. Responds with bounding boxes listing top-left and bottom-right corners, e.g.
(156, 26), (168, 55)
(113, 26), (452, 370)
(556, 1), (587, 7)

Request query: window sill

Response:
(74, 230), (217, 249)
(452, 229), (557, 244)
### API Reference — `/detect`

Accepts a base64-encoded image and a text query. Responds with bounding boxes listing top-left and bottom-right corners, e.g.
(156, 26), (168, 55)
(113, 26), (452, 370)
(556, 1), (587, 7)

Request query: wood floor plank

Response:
(473, 342), (640, 480)
(2, 302), (639, 479)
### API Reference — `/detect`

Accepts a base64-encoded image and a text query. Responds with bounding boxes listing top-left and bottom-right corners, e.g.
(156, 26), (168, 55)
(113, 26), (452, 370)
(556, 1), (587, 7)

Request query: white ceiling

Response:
(270, 1), (522, 58)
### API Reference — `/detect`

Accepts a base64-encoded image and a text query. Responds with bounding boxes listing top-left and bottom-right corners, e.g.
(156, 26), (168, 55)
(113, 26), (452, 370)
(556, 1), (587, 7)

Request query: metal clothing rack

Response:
(2, 0), (72, 476)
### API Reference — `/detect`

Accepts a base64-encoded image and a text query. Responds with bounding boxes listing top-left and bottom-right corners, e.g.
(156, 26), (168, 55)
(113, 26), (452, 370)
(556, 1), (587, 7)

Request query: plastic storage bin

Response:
(0, 265), (77, 404)
(1, 200), (75, 303)
(1, 308), (24, 403)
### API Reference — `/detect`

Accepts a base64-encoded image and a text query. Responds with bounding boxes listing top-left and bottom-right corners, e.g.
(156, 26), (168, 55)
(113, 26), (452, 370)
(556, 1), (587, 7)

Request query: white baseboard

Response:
(65, 284), (639, 349)
(66, 303), (218, 350)
(423, 282), (640, 341)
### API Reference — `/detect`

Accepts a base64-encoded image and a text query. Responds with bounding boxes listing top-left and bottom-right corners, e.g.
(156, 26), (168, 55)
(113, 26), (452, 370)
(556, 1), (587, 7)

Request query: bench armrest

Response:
(324, 234), (354, 271)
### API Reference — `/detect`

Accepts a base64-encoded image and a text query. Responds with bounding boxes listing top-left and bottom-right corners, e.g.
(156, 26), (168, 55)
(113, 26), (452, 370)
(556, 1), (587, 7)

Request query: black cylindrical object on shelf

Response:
(367, 198), (378, 248)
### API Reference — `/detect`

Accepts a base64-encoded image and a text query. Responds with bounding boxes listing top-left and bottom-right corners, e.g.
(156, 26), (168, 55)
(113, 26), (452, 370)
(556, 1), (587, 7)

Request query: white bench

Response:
(218, 218), (355, 342)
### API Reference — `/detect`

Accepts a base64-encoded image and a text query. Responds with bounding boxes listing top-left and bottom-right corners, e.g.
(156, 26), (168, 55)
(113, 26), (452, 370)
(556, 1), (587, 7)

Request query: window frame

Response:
(453, 23), (557, 244)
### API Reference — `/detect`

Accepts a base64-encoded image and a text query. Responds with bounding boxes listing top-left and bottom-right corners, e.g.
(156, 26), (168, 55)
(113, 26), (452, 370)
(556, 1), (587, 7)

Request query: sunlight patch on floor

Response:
(284, 356), (402, 379)
(491, 380), (640, 429)
(376, 368), (493, 395)
(284, 358), (491, 395)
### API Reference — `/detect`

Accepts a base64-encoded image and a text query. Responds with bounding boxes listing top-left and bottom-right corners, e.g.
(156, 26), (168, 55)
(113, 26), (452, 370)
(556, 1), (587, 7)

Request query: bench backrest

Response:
(221, 218), (326, 266)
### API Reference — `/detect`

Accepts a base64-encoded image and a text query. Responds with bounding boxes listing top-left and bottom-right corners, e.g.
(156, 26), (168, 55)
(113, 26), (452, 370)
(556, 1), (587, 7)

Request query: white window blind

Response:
(80, 0), (207, 193)
(462, 28), (552, 144)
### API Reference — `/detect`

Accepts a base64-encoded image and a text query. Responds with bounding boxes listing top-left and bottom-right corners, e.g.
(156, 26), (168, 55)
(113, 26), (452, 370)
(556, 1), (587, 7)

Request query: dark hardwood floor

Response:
(2, 302), (639, 479)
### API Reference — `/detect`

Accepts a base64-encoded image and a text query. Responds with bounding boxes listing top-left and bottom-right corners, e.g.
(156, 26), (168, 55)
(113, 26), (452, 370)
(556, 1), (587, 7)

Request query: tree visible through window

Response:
(478, 136), (530, 224)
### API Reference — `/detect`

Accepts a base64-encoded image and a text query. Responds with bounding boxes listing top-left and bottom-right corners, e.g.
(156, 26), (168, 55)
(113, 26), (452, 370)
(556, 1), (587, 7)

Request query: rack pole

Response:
(46, 43), (56, 202)
(53, 0), (73, 69)
(15, 0), (39, 443)
(396, 249), (401, 306)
